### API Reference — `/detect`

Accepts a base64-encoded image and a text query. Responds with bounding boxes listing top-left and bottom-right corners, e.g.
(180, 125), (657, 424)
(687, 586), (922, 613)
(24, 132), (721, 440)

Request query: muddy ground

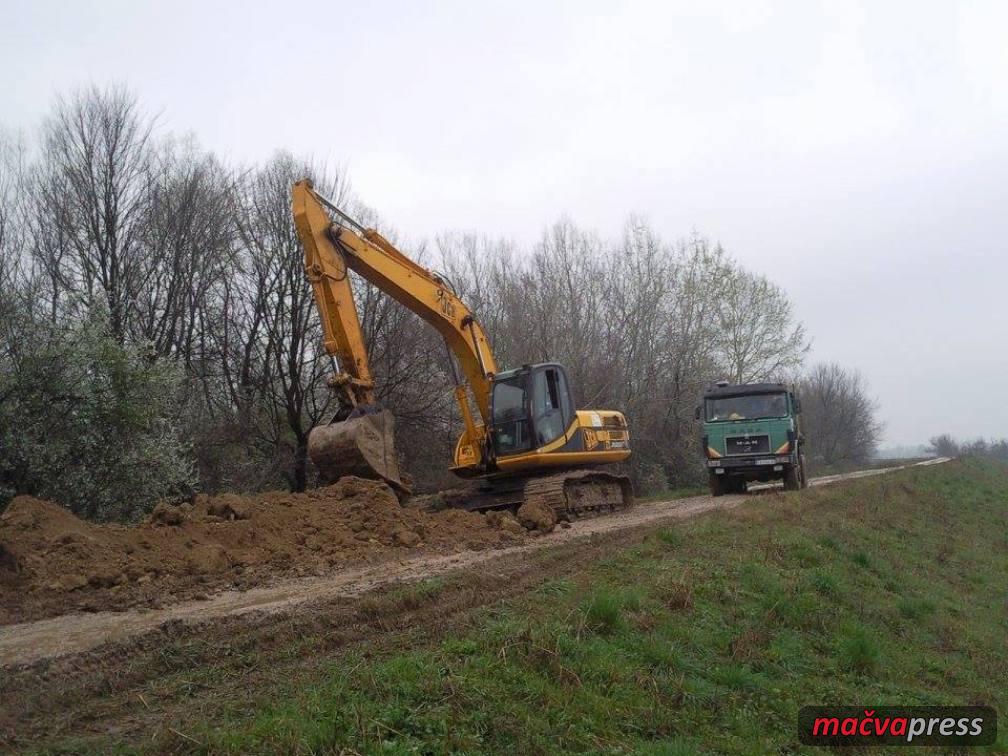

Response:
(0, 477), (524, 625)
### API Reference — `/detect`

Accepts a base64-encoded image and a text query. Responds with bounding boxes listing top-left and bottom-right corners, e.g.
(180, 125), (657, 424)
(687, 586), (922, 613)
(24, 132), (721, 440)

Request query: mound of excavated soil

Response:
(0, 478), (524, 625)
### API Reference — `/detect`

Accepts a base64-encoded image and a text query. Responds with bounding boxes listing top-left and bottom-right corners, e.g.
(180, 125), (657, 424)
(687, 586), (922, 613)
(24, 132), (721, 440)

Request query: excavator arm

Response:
(292, 186), (375, 410)
(292, 180), (497, 476)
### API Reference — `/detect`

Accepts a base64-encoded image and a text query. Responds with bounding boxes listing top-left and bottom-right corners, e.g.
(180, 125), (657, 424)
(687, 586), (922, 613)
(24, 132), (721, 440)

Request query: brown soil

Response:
(0, 477), (523, 625)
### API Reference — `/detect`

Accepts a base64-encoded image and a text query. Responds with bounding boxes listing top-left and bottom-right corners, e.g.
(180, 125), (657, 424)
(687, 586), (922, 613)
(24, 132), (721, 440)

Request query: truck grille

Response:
(725, 434), (770, 455)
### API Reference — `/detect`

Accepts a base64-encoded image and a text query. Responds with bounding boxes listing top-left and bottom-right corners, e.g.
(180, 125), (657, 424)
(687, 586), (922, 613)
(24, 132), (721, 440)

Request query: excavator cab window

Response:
(492, 364), (575, 456)
(532, 367), (569, 446)
(492, 376), (532, 455)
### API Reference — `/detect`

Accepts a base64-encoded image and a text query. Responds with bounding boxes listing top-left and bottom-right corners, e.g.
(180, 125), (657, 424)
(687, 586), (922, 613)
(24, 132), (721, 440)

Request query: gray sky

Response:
(2, 0), (1006, 446)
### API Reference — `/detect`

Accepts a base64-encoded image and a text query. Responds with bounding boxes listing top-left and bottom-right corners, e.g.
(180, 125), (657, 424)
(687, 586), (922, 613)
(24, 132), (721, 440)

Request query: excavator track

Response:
(441, 473), (628, 520)
(431, 469), (634, 519)
(522, 469), (634, 521)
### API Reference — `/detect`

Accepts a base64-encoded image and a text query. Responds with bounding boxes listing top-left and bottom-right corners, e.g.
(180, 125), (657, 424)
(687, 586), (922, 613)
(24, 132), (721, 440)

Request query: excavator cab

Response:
(491, 363), (576, 457)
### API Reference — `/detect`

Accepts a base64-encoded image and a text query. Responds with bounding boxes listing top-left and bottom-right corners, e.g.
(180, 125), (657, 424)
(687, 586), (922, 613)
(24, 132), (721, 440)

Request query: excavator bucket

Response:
(308, 410), (410, 499)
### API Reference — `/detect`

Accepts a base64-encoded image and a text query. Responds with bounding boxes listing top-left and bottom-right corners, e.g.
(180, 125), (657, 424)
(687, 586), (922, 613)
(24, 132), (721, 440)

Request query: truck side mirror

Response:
(694, 406), (701, 421)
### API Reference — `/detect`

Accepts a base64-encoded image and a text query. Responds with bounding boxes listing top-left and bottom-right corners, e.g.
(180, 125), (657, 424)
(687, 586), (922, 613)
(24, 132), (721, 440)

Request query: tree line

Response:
(0, 85), (881, 520)
(928, 435), (1008, 460)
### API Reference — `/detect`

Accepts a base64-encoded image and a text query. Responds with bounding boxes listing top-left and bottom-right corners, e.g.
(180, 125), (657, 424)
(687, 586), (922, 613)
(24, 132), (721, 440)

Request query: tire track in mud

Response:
(0, 458), (948, 667)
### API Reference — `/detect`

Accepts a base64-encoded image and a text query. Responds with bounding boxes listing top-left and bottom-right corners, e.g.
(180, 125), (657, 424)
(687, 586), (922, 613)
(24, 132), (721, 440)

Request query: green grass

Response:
(653, 527), (684, 548)
(52, 460), (1008, 753)
(355, 577), (447, 619)
(580, 586), (643, 634)
(837, 622), (881, 672)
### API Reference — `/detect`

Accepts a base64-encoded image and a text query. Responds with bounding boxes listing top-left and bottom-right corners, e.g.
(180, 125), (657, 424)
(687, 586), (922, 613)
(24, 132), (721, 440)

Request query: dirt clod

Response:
(199, 493), (251, 521)
(393, 529), (421, 547)
(486, 510), (525, 535)
(149, 503), (184, 526)
(517, 499), (557, 533)
(0, 544), (17, 574)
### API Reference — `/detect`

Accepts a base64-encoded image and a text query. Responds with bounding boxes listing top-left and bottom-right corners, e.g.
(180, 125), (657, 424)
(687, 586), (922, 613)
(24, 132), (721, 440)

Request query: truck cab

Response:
(696, 381), (807, 496)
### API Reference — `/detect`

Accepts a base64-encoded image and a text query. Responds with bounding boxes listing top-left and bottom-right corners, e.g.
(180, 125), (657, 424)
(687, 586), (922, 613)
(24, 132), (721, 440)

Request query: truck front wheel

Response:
(708, 472), (725, 497)
(783, 461), (802, 491)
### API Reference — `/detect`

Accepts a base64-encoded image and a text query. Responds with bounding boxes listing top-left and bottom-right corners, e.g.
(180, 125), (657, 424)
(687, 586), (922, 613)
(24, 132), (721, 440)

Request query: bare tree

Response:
(133, 139), (236, 361)
(716, 266), (809, 383)
(435, 220), (812, 488)
(29, 85), (157, 341)
(651, 235), (729, 482)
(991, 440), (1008, 461)
(0, 130), (28, 310)
(223, 153), (346, 491)
(799, 362), (882, 470)
(927, 434), (959, 457)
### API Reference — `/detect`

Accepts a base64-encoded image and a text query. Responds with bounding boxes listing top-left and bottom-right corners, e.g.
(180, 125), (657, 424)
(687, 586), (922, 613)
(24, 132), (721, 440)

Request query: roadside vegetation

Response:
(23, 458), (998, 754)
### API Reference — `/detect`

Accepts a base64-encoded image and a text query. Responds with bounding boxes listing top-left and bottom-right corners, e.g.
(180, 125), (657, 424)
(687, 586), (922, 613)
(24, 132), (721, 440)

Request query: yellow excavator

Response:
(292, 180), (632, 517)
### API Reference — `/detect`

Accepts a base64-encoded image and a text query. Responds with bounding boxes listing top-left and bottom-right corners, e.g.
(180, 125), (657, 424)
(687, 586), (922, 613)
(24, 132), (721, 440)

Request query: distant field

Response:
(8, 459), (1006, 754)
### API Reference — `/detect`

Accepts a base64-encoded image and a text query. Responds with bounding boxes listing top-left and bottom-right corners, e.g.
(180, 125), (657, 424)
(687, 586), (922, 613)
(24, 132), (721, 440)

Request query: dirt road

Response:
(0, 458), (948, 667)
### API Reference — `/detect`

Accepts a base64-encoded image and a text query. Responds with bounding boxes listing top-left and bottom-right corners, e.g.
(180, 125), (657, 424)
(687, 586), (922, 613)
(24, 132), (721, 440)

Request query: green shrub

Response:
(0, 309), (194, 520)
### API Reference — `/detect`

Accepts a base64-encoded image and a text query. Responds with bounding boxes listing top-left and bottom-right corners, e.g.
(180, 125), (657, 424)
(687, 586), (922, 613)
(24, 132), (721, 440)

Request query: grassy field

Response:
(36, 459), (1008, 754)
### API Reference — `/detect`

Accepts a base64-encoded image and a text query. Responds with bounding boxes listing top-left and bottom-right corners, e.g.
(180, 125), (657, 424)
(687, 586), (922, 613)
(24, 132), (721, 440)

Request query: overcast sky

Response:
(2, 0), (1006, 447)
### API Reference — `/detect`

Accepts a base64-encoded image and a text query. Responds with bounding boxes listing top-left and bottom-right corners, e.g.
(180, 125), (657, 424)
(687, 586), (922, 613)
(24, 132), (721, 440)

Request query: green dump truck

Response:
(696, 381), (807, 496)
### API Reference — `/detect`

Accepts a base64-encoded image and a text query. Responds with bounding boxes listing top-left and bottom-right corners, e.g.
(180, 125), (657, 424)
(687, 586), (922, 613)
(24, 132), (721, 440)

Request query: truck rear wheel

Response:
(708, 472), (725, 497)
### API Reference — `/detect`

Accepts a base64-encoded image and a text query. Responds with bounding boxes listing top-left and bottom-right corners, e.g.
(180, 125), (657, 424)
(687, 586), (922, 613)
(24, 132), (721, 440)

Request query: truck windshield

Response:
(706, 393), (787, 421)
